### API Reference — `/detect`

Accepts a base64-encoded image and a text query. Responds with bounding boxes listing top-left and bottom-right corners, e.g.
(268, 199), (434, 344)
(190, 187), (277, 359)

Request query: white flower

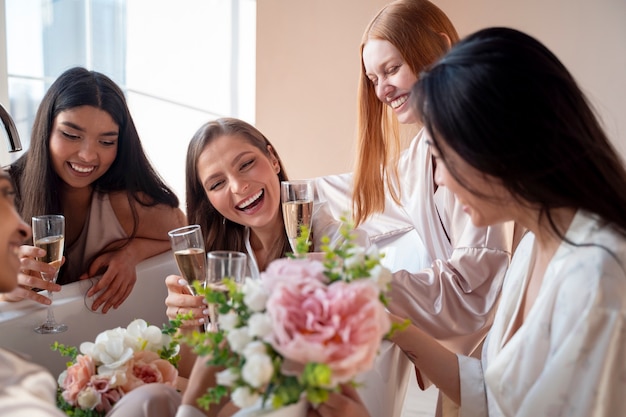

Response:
(242, 353), (273, 388)
(345, 246), (366, 269)
(242, 278), (269, 312)
(77, 387), (101, 410)
(57, 370), (67, 387)
(218, 310), (239, 332)
(248, 313), (273, 338)
(369, 264), (392, 290)
(227, 326), (253, 353)
(80, 328), (134, 369)
(242, 340), (267, 358)
(125, 319), (169, 352)
(216, 368), (239, 387)
(98, 369), (128, 387)
(231, 386), (260, 409)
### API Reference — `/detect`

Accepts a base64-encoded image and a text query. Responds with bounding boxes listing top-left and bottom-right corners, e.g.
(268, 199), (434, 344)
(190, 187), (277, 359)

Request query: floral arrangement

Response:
(52, 318), (184, 416)
(186, 224), (396, 413)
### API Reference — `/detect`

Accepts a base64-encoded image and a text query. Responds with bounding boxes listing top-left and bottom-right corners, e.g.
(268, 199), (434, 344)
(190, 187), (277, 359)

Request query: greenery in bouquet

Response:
(185, 222), (399, 412)
(52, 317), (185, 416)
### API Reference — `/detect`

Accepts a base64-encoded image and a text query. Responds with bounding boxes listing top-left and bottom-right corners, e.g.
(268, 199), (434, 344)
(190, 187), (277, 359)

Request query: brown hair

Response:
(185, 118), (291, 266)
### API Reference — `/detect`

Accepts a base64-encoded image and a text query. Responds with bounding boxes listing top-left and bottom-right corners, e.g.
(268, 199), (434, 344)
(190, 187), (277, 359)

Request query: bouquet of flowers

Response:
(186, 224), (396, 415)
(52, 318), (183, 416)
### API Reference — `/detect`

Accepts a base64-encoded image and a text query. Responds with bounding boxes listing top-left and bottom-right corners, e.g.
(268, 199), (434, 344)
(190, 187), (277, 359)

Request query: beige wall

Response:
(257, 0), (626, 179)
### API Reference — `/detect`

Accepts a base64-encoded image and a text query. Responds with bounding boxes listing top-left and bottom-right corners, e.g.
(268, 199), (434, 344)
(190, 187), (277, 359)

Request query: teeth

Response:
(390, 95), (408, 109)
(70, 163), (95, 173)
(238, 190), (263, 209)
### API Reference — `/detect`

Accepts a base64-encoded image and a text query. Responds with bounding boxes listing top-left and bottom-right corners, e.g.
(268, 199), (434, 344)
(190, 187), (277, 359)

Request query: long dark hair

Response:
(185, 117), (291, 263)
(415, 27), (626, 237)
(9, 67), (179, 236)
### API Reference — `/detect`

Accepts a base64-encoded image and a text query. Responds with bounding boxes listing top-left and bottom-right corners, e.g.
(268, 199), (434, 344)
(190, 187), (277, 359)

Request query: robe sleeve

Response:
(387, 192), (514, 356)
(458, 354), (488, 417)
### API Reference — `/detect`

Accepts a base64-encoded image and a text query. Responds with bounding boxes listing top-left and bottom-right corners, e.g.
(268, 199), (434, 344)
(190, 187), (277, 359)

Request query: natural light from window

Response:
(5, 0), (256, 209)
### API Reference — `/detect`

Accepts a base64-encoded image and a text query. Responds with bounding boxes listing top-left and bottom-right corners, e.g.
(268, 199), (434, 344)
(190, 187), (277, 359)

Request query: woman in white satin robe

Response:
(388, 27), (626, 417)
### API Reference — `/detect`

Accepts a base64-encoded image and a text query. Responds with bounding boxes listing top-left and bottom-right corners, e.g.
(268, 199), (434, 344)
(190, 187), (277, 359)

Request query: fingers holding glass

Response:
(32, 214), (67, 334)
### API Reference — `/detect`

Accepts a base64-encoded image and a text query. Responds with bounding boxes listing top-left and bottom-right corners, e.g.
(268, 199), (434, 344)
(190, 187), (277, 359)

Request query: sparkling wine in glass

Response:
(168, 225), (207, 295)
(33, 215), (67, 334)
(281, 180), (314, 255)
(206, 251), (246, 332)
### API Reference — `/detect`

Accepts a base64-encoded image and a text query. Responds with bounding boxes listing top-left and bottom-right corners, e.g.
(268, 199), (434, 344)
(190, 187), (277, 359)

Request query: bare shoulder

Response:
(108, 191), (186, 237)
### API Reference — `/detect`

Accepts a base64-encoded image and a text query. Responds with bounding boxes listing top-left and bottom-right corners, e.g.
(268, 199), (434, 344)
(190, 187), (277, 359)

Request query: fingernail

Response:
(178, 278), (188, 286)
(202, 309), (210, 315)
(198, 318), (205, 323)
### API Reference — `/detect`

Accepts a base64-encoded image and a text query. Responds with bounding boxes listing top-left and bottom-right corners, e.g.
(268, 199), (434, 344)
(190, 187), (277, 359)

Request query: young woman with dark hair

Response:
(385, 27), (626, 416)
(3, 67), (185, 313)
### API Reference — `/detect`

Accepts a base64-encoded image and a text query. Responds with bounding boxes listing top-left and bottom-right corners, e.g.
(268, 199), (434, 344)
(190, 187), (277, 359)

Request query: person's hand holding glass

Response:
(281, 180), (314, 256)
(32, 214), (67, 334)
(169, 225), (207, 295)
(206, 251), (246, 332)
(167, 225), (209, 329)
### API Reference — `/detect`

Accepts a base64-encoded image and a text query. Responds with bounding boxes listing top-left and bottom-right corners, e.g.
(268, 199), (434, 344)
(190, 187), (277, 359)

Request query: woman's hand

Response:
(0, 245), (62, 305)
(80, 246), (138, 313)
(165, 274), (208, 329)
(307, 385), (370, 417)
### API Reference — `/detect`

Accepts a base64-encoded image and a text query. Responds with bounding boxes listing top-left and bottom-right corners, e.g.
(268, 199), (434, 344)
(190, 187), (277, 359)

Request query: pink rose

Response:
(62, 354), (96, 405)
(121, 350), (178, 392)
(261, 258), (327, 292)
(266, 279), (390, 385)
(89, 376), (123, 412)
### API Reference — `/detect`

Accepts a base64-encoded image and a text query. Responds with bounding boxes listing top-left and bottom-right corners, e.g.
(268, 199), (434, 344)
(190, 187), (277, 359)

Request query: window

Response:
(3, 0), (256, 206)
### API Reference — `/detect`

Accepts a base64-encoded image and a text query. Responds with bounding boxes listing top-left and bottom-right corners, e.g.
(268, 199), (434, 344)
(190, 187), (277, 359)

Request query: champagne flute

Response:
(168, 225), (207, 295)
(281, 180), (314, 255)
(32, 215), (67, 334)
(206, 251), (246, 332)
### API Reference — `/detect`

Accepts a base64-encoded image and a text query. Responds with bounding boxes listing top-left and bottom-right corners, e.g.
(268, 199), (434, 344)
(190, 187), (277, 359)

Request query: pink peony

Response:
(261, 258), (327, 293)
(266, 279), (391, 385)
(121, 350), (178, 392)
(62, 354), (97, 405)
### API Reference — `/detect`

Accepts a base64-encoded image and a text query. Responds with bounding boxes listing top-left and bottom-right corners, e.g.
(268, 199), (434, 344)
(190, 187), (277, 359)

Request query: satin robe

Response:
(315, 129), (515, 417)
(316, 129), (515, 356)
(459, 211), (626, 417)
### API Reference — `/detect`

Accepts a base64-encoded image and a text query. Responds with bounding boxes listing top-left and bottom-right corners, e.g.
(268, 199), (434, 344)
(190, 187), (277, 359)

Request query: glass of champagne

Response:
(168, 225), (207, 295)
(206, 251), (246, 332)
(281, 180), (314, 255)
(32, 214), (67, 334)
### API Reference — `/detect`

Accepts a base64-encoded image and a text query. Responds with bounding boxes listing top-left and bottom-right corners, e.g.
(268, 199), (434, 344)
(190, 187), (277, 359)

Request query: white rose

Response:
(241, 353), (273, 388)
(345, 246), (366, 269)
(242, 278), (269, 312)
(242, 340), (267, 359)
(98, 369), (128, 388)
(216, 368), (239, 387)
(248, 313), (272, 338)
(231, 386), (260, 409)
(80, 328), (134, 369)
(369, 264), (392, 291)
(57, 370), (67, 387)
(218, 310), (239, 332)
(77, 387), (101, 410)
(227, 326), (253, 353)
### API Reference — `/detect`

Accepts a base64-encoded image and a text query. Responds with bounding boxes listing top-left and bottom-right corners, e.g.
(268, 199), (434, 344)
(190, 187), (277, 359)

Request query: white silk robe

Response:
(459, 211), (626, 417)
